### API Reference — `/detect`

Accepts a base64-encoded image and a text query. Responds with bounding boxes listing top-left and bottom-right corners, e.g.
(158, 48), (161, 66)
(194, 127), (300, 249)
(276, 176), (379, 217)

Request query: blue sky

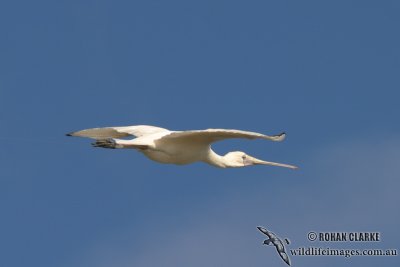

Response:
(0, 0), (399, 266)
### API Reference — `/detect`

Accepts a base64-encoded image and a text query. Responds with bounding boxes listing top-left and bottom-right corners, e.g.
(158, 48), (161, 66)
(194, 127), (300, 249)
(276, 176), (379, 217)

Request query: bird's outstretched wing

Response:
(257, 226), (275, 239)
(159, 129), (285, 144)
(67, 125), (169, 139)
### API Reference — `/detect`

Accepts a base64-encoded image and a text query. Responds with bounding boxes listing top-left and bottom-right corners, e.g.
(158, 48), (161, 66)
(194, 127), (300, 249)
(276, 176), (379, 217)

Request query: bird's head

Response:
(223, 151), (298, 169)
(263, 239), (272, 245)
(223, 151), (263, 167)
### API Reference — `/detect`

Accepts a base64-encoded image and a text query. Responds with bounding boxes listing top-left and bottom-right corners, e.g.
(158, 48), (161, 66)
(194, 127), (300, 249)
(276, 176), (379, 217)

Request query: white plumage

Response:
(67, 125), (297, 169)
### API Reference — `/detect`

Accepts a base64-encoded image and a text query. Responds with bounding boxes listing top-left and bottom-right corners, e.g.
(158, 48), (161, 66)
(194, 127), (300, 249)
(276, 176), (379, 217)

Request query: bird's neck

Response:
(205, 149), (229, 168)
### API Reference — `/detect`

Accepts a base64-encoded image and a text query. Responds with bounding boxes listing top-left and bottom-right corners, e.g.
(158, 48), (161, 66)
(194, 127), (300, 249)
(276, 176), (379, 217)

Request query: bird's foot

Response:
(92, 138), (118, 149)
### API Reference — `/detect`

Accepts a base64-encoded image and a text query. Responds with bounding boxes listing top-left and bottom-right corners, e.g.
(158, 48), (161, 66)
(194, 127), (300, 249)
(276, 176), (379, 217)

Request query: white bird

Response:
(67, 125), (297, 169)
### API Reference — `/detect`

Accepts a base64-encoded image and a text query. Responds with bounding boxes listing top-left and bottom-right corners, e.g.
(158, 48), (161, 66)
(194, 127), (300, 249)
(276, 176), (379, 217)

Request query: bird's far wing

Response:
(257, 226), (275, 239)
(159, 129), (285, 144)
(67, 125), (169, 139)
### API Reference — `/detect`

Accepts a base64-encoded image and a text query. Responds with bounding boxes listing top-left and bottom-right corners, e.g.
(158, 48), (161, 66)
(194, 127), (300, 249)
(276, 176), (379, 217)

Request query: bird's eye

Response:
(242, 155), (246, 159)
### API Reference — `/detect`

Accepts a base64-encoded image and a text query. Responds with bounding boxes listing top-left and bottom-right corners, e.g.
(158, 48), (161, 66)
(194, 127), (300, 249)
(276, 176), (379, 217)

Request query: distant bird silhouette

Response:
(67, 125), (297, 169)
(257, 226), (291, 266)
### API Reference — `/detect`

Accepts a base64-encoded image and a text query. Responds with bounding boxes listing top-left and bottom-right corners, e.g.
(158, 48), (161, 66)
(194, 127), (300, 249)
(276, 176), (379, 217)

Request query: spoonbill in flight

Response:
(67, 125), (297, 169)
